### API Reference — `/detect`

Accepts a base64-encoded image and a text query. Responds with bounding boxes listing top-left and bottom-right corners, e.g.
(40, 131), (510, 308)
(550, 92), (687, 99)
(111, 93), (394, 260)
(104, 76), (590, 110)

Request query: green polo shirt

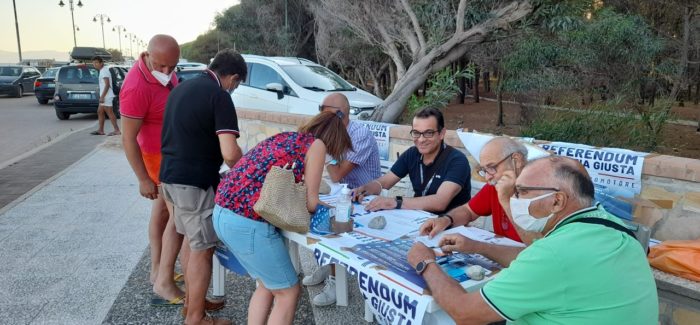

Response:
(480, 204), (658, 324)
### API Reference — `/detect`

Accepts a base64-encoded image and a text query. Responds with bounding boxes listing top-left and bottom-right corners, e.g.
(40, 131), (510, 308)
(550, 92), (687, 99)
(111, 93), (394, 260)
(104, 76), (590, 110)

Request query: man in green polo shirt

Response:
(407, 156), (658, 324)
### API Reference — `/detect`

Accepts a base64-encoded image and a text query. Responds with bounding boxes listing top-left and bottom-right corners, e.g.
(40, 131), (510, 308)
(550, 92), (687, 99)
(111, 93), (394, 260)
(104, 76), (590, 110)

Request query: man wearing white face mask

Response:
(419, 137), (539, 264)
(408, 156), (658, 324)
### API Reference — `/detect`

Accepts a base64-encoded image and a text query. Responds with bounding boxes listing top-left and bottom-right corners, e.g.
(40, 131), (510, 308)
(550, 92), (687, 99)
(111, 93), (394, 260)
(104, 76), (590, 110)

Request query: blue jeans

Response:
(212, 205), (298, 290)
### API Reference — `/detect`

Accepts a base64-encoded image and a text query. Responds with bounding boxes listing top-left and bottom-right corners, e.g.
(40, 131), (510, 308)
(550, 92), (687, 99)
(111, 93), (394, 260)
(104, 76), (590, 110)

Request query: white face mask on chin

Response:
(510, 192), (556, 232)
(151, 70), (172, 87)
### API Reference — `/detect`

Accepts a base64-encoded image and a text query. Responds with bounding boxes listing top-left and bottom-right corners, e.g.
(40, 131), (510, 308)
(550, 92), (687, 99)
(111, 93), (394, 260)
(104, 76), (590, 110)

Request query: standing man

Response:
(302, 93), (382, 306)
(160, 49), (245, 325)
(353, 107), (471, 214)
(407, 157), (658, 324)
(90, 56), (120, 136)
(119, 35), (186, 306)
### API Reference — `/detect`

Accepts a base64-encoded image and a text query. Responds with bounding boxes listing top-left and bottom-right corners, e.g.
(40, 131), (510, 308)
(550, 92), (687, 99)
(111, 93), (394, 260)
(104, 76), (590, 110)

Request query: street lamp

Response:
(58, 0), (83, 48)
(92, 14), (111, 49)
(125, 33), (136, 58)
(112, 25), (126, 55)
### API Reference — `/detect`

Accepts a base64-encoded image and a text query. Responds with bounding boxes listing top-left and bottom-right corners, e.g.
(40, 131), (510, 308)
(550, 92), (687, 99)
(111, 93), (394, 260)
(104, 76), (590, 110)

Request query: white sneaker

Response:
(312, 276), (336, 306)
(302, 265), (331, 286)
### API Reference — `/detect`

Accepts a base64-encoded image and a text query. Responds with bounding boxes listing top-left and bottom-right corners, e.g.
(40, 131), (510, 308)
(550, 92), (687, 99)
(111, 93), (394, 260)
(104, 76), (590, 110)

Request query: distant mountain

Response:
(0, 50), (70, 64)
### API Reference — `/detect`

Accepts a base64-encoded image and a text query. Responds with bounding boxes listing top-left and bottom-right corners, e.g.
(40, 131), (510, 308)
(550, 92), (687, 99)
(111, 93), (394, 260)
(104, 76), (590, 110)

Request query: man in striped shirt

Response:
(304, 93), (381, 306)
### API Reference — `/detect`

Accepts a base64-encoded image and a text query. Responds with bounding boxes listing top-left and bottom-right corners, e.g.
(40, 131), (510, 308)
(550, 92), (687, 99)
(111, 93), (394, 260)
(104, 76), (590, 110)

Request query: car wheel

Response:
(55, 109), (70, 120)
(14, 85), (23, 98)
(38, 98), (49, 105)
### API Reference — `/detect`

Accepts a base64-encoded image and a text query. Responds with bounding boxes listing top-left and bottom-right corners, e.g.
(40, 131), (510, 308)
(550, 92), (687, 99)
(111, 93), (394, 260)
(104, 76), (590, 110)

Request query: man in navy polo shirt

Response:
(354, 107), (471, 215)
(160, 49), (246, 325)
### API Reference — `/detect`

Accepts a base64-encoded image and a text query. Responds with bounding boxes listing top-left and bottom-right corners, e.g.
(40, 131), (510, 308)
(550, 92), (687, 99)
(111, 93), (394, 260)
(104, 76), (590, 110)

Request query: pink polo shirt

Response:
(119, 57), (178, 155)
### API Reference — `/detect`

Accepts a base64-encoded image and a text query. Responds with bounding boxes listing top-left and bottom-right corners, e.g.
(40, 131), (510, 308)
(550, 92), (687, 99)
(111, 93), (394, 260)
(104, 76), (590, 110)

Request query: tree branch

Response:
(455, 0), (468, 34)
(399, 0), (427, 55)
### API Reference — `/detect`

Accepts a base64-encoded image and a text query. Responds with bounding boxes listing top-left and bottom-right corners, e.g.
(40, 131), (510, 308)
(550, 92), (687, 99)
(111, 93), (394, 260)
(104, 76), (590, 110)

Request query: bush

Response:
(521, 98), (674, 151)
(403, 67), (474, 123)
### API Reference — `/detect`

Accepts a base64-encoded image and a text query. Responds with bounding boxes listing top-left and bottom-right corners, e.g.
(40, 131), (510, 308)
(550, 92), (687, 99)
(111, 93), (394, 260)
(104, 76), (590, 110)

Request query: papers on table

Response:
(415, 226), (526, 250)
(353, 209), (433, 241)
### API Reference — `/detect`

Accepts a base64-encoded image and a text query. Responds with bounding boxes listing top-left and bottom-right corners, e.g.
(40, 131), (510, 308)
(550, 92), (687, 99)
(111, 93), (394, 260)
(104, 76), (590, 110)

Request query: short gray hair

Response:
(497, 137), (528, 159)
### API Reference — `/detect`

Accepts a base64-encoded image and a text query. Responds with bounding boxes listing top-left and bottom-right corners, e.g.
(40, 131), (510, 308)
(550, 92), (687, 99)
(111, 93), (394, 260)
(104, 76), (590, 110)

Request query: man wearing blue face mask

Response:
(408, 156), (658, 324)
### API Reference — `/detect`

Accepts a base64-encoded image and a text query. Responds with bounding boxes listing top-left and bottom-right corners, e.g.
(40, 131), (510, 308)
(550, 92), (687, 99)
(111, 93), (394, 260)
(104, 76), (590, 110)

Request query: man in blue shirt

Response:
(320, 93), (381, 188)
(354, 107), (471, 214)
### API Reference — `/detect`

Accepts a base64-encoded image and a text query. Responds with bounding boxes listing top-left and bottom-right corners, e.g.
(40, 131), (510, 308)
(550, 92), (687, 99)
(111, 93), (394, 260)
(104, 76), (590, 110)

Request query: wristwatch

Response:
(415, 259), (436, 275)
(395, 196), (403, 209)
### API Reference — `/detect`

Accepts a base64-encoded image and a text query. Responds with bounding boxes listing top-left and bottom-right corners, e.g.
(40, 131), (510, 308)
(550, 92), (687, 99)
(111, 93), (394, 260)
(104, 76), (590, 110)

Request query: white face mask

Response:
(151, 70), (172, 87)
(510, 192), (556, 232)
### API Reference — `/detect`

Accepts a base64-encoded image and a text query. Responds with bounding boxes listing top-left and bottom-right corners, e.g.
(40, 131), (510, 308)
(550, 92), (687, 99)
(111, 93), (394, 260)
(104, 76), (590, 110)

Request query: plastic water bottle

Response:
(335, 184), (352, 223)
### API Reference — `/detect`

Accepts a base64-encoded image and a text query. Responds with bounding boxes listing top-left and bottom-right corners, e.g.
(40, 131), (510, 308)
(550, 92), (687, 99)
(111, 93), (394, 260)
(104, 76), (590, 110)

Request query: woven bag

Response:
(253, 163), (310, 233)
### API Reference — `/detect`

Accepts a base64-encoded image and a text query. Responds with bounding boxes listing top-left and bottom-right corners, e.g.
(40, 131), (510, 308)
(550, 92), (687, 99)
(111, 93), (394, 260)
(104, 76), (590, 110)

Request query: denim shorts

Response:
(212, 205), (298, 290)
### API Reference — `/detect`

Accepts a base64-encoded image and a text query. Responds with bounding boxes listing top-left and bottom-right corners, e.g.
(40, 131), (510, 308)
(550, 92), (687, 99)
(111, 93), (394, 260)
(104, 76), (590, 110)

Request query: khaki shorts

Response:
(161, 183), (218, 251)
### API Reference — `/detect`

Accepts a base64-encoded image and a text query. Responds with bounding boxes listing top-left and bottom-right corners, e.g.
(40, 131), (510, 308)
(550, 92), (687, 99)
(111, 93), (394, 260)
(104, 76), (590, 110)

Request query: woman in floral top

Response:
(213, 110), (352, 324)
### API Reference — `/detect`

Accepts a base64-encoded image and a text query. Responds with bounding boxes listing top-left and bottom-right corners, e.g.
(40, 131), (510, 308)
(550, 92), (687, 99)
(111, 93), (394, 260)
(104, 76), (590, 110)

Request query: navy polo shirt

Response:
(390, 144), (471, 214)
(160, 71), (239, 190)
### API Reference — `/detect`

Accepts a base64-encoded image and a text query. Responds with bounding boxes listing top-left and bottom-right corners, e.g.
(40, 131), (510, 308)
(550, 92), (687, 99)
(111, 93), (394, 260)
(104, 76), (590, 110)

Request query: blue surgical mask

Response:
(510, 192), (556, 232)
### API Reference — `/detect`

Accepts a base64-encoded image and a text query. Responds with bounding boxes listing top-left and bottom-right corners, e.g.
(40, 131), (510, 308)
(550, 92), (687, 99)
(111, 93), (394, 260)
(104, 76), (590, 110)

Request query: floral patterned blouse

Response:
(215, 132), (315, 222)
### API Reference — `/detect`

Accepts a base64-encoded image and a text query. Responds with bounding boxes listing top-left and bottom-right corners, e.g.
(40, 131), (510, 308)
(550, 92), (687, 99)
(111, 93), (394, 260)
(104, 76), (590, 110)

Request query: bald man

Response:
(120, 35), (224, 312)
(419, 137), (544, 266)
(408, 156), (658, 324)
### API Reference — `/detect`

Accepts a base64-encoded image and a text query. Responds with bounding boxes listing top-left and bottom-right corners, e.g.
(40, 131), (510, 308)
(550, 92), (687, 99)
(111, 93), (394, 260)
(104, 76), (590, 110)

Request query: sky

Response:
(0, 0), (239, 60)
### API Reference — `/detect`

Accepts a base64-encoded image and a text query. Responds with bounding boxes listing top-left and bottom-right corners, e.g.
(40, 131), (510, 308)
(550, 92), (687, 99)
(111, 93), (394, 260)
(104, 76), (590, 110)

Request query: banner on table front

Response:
(313, 246), (430, 325)
(539, 142), (646, 220)
(357, 121), (393, 161)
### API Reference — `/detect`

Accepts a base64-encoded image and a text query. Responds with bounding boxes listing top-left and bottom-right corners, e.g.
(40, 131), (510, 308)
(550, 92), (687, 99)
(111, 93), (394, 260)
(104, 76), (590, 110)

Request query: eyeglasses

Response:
(513, 186), (560, 199)
(409, 129), (440, 139)
(477, 154), (513, 177)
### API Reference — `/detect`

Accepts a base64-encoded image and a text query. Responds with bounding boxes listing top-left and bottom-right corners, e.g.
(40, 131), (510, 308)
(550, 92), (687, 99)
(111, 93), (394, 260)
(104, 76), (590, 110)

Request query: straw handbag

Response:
(254, 163), (310, 233)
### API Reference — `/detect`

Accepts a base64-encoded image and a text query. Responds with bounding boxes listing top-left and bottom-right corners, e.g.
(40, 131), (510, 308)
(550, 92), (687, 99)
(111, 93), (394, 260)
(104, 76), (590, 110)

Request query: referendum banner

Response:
(539, 142), (646, 220)
(357, 121), (393, 161)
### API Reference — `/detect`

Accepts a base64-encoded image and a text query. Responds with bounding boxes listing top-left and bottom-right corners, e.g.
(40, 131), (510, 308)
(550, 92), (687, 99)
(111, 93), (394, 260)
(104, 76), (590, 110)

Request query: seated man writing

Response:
(353, 107), (471, 215)
(407, 156), (658, 324)
(419, 137), (541, 265)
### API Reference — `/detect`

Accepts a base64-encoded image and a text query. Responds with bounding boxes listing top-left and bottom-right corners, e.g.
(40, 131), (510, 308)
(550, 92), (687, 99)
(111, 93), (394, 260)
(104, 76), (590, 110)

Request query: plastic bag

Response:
(648, 240), (700, 282)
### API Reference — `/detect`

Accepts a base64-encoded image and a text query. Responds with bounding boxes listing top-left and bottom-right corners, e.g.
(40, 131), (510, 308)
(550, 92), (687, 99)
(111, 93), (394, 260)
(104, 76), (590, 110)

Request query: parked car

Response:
(232, 55), (383, 119)
(53, 64), (127, 120)
(176, 68), (207, 83)
(0, 65), (42, 98)
(177, 61), (207, 69)
(34, 67), (60, 104)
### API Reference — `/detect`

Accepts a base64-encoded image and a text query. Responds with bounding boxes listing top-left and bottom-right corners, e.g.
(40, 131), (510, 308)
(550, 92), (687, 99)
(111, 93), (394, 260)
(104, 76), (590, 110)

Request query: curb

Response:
(0, 140), (105, 216)
(0, 121), (98, 171)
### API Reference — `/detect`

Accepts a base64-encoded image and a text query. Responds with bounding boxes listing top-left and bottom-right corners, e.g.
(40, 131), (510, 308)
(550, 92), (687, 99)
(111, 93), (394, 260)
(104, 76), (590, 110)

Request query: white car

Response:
(232, 55), (383, 119)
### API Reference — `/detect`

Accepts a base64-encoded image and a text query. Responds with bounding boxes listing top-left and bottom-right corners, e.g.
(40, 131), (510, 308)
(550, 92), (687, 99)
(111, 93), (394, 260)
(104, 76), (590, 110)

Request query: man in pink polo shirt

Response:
(120, 35), (226, 312)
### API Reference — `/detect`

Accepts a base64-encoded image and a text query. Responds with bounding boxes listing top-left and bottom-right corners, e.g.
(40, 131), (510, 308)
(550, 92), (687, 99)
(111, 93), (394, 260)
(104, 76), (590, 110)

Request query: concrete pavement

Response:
(0, 130), (369, 324)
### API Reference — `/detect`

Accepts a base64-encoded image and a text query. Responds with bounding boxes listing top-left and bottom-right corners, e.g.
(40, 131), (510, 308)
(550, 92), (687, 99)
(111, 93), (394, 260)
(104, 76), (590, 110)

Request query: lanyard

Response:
(205, 69), (221, 87)
(418, 143), (446, 197)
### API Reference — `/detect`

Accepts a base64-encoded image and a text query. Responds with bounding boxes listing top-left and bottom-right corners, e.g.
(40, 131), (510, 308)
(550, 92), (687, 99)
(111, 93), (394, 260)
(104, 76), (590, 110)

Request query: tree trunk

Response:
(497, 69), (504, 126)
(484, 71), (491, 93)
(670, 5), (693, 101)
(695, 76), (699, 105)
(474, 67), (481, 103)
(459, 58), (466, 104)
(370, 1), (534, 122)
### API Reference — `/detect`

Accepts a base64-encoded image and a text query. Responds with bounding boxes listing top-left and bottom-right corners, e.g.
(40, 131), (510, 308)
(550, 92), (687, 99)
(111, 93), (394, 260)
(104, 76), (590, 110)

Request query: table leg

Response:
(212, 254), (226, 296)
(286, 238), (301, 275)
(335, 265), (349, 306)
(364, 301), (375, 322)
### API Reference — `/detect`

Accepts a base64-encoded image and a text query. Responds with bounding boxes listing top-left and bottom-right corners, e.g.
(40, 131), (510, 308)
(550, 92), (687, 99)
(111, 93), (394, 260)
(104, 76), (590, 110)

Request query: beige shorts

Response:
(161, 183), (218, 251)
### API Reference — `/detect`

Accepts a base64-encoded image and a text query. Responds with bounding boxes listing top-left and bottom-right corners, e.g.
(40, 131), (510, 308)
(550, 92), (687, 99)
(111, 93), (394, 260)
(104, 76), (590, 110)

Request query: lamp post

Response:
(125, 33), (136, 58)
(92, 14), (111, 49)
(112, 25), (126, 55)
(58, 0), (83, 48)
(12, 0), (22, 63)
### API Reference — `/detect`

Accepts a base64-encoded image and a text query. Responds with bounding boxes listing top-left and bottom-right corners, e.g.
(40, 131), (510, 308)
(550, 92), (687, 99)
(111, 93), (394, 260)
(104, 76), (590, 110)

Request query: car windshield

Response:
(42, 68), (59, 78)
(281, 65), (355, 92)
(58, 66), (99, 83)
(0, 67), (22, 77)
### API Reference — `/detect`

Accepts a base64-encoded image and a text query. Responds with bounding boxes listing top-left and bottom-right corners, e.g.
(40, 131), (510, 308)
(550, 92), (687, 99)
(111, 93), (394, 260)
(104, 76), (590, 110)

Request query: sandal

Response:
(107, 131), (121, 136)
(150, 295), (185, 307)
(89, 131), (105, 135)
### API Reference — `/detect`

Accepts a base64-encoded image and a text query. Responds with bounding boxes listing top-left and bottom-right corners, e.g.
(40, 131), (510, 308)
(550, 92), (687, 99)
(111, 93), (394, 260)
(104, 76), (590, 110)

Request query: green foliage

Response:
(106, 49), (124, 62)
(180, 30), (232, 64)
(405, 67), (475, 120)
(521, 99), (674, 151)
